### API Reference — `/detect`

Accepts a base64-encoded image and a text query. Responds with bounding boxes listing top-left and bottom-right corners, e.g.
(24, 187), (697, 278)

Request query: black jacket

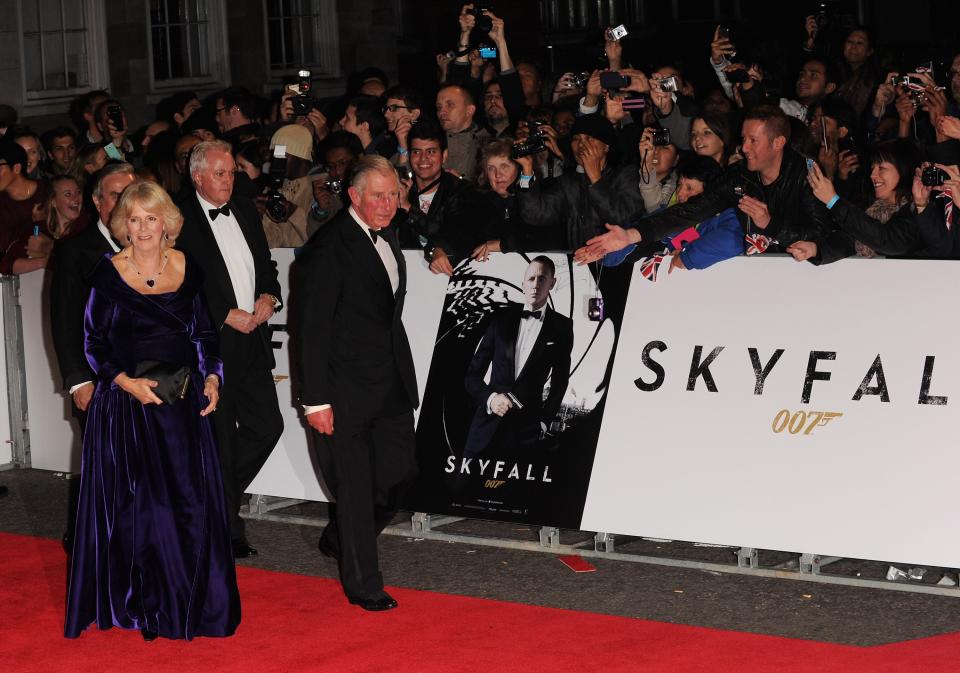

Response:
(635, 148), (832, 250)
(396, 172), (493, 263)
(293, 209), (418, 417)
(175, 193), (282, 368)
(517, 163), (647, 250)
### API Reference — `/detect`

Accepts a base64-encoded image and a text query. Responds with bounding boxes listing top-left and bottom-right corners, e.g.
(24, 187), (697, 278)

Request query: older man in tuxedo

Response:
(463, 256), (574, 458)
(176, 140), (283, 559)
(294, 155), (418, 612)
(50, 162), (136, 551)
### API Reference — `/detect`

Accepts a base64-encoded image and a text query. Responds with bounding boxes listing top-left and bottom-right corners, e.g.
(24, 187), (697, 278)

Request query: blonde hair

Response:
(45, 175), (81, 239)
(109, 179), (184, 247)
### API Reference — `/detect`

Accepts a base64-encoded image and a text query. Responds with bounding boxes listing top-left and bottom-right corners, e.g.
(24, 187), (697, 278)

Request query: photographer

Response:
(214, 86), (261, 146)
(93, 98), (133, 161)
(394, 121), (492, 274)
(788, 139), (948, 263)
(646, 66), (699, 150)
(738, 57), (839, 123)
(637, 126), (680, 213)
(805, 98), (869, 206)
(383, 85), (422, 166)
(306, 131), (362, 236)
(259, 124), (316, 248)
(515, 113), (646, 250)
(575, 106), (832, 263)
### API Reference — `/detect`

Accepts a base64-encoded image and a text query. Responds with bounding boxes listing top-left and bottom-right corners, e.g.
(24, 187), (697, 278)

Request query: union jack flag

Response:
(938, 191), (954, 231)
(638, 253), (668, 282)
(744, 233), (778, 255)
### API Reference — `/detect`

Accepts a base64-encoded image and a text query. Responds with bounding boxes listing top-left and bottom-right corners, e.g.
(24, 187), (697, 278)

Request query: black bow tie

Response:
(368, 227), (388, 243)
(521, 309), (543, 321)
(209, 204), (231, 220)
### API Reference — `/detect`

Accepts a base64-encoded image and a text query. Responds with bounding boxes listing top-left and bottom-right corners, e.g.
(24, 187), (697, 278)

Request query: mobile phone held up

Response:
(599, 71), (630, 91)
(478, 45), (498, 60)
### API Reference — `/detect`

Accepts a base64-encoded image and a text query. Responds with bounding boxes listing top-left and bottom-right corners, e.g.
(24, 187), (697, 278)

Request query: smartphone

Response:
(479, 46), (498, 60)
(805, 157), (816, 171)
(717, 26), (730, 40)
(107, 104), (124, 132)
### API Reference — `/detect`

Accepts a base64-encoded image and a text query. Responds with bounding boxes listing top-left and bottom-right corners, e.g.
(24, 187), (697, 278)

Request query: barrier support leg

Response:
(411, 512), (464, 534)
(800, 553), (842, 575)
(594, 532), (615, 553)
(737, 547), (759, 569)
(540, 526), (560, 548)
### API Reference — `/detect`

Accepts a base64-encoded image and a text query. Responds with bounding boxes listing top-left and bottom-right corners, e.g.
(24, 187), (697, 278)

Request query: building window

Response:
(20, 0), (108, 100)
(264, 0), (340, 76)
(147, 0), (229, 88)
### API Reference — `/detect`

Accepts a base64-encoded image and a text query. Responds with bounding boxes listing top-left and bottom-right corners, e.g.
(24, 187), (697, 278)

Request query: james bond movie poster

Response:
(406, 252), (630, 528)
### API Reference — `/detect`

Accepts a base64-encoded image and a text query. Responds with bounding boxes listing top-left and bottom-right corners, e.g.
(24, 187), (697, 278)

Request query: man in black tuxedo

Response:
(463, 256), (574, 458)
(175, 140), (284, 559)
(50, 162), (136, 550)
(294, 155), (418, 612)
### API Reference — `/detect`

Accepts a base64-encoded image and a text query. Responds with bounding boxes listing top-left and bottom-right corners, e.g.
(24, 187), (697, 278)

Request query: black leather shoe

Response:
(232, 539), (258, 558)
(348, 592), (398, 611)
(140, 628), (158, 642)
(0, 485), (7, 498)
(317, 536), (339, 561)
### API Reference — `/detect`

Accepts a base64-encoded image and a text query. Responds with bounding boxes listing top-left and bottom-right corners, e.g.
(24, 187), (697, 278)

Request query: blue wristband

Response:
(826, 195), (840, 210)
(397, 146), (408, 156)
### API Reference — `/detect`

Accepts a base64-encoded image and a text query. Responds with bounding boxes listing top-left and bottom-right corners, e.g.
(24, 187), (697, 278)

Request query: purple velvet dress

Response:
(64, 254), (240, 640)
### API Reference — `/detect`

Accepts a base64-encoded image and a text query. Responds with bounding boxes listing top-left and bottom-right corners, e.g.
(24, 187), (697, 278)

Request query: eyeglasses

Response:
(383, 104), (412, 113)
(215, 107), (226, 113)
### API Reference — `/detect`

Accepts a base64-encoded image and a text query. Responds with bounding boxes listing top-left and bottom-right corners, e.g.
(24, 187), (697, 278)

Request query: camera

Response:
(717, 26), (737, 59)
(107, 103), (124, 132)
(265, 145), (289, 222)
(569, 72), (590, 89)
(588, 297), (605, 322)
(323, 177), (344, 194)
(921, 165), (948, 187)
(604, 24), (628, 42)
(292, 69), (315, 116)
(733, 185), (746, 198)
(815, 1), (833, 27)
(651, 127), (671, 147)
(726, 68), (751, 84)
(599, 71), (631, 91)
(510, 121), (547, 159)
(469, 5), (493, 33)
(478, 45), (498, 59)
(658, 75), (679, 93)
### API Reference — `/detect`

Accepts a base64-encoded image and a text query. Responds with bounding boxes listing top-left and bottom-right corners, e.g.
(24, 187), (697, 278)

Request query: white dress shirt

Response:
(303, 207), (400, 416)
(196, 193), (256, 312)
(69, 220), (120, 396)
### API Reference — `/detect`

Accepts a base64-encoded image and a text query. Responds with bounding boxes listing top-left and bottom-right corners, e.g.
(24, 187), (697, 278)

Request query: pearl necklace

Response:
(125, 252), (169, 288)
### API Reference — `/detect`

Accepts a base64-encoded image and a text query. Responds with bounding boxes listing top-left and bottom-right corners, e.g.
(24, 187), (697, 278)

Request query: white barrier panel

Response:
(582, 256), (960, 568)
(0, 284), (11, 467)
(245, 250), (449, 499)
(19, 271), (80, 472)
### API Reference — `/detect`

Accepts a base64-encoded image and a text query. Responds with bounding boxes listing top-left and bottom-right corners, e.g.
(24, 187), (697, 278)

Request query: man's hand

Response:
(786, 240), (818, 262)
(710, 25), (735, 64)
(574, 223), (639, 265)
(937, 116), (960, 141)
(837, 150), (860, 181)
(394, 117), (413, 150)
(200, 376), (219, 417)
(584, 70), (603, 107)
(105, 116), (126, 147)
(225, 308), (258, 334)
(305, 108), (329, 141)
(429, 248), (454, 276)
(649, 75), (674, 114)
(737, 195), (772, 229)
(620, 68), (650, 94)
(817, 142), (839, 180)
(489, 393), (513, 417)
(578, 136), (608, 184)
(436, 52), (453, 81)
(253, 293), (276, 325)
(803, 15), (818, 50)
(873, 73), (898, 116)
(399, 176), (413, 210)
(458, 3), (475, 37)
(895, 90), (917, 130)
(306, 407), (335, 435)
(72, 382), (94, 412)
(486, 10), (505, 46)
(472, 239), (501, 261)
(279, 93), (295, 122)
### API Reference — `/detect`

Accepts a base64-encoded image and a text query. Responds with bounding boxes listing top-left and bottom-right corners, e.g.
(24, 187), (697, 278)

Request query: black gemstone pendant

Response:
(146, 279), (155, 288)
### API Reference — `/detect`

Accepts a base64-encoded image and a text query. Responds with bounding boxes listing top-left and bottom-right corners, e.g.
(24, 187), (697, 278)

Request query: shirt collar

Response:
(348, 205), (380, 236)
(196, 192), (229, 217)
(97, 219), (120, 252)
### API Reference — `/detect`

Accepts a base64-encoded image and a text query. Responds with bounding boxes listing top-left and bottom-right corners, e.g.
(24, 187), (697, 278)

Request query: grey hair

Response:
(92, 162), (135, 199)
(189, 139), (234, 182)
(350, 155), (399, 194)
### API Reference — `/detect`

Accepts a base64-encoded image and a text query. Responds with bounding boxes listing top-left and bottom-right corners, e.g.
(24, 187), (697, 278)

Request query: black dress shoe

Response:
(317, 536), (339, 561)
(0, 485), (7, 498)
(348, 592), (398, 612)
(232, 539), (258, 558)
(140, 628), (158, 642)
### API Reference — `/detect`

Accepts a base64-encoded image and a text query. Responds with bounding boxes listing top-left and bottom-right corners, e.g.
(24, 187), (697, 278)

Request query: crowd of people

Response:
(1, 2), (959, 641)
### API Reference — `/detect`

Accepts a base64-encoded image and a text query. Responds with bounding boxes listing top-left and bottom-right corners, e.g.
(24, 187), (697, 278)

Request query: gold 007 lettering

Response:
(771, 410), (843, 435)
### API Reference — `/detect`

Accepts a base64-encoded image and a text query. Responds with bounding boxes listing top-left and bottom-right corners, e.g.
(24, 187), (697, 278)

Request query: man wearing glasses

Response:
(383, 85), (422, 168)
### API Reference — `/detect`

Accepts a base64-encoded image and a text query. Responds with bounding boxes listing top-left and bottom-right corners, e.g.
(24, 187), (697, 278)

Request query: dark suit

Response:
(294, 208), (418, 599)
(463, 304), (574, 458)
(175, 193), (284, 542)
(49, 221), (118, 547)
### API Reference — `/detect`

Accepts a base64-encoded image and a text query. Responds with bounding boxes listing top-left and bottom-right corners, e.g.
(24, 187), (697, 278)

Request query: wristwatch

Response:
(424, 245), (437, 263)
(267, 294), (281, 309)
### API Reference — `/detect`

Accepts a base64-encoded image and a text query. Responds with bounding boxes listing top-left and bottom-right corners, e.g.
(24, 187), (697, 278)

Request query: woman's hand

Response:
(471, 240), (501, 261)
(116, 374), (163, 405)
(937, 116), (960, 141)
(201, 375), (219, 416)
(912, 164), (933, 209)
(806, 160), (838, 205)
(786, 240), (818, 262)
(837, 150), (860, 181)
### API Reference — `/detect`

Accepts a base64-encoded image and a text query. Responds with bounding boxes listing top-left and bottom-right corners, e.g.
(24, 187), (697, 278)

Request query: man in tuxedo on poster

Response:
(463, 256), (574, 459)
(294, 155), (418, 612)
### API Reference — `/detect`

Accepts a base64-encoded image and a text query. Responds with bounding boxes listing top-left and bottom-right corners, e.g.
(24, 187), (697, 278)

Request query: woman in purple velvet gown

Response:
(65, 180), (240, 641)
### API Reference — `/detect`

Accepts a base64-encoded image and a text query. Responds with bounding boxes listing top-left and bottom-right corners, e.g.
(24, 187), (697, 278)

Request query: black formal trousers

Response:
(315, 407), (416, 598)
(213, 328), (283, 541)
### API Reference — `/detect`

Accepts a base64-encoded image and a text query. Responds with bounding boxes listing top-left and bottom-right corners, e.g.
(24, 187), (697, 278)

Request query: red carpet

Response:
(2, 531), (959, 673)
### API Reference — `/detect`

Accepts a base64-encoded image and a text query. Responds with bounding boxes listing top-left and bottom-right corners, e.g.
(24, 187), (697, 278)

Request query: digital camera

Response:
(651, 127), (671, 147)
(470, 5), (493, 33)
(921, 165), (947, 187)
(588, 297), (605, 322)
(510, 121), (547, 159)
(265, 146), (289, 221)
(292, 69), (316, 116)
(605, 24), (628, 42)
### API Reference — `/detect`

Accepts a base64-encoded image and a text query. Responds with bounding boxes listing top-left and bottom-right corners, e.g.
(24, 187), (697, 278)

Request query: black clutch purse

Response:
(133, 361), (191, 405)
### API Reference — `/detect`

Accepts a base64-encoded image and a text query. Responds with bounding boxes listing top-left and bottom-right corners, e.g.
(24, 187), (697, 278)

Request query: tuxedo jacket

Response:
(464, 304), (573, 453)
(175, 193), (282, 368)
(293, 210), (418, 419)
(50, 223), (117, 391)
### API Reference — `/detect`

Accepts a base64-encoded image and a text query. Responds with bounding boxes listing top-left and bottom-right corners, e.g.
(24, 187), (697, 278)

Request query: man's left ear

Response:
(825, 83), (837, 95)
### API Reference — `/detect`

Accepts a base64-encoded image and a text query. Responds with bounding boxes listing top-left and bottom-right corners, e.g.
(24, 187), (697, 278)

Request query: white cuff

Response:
(304, 404), (332, 414)
(485, 393), (498, 414)
(69, 381), (93, 395)
(578, 97), (600, 115)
